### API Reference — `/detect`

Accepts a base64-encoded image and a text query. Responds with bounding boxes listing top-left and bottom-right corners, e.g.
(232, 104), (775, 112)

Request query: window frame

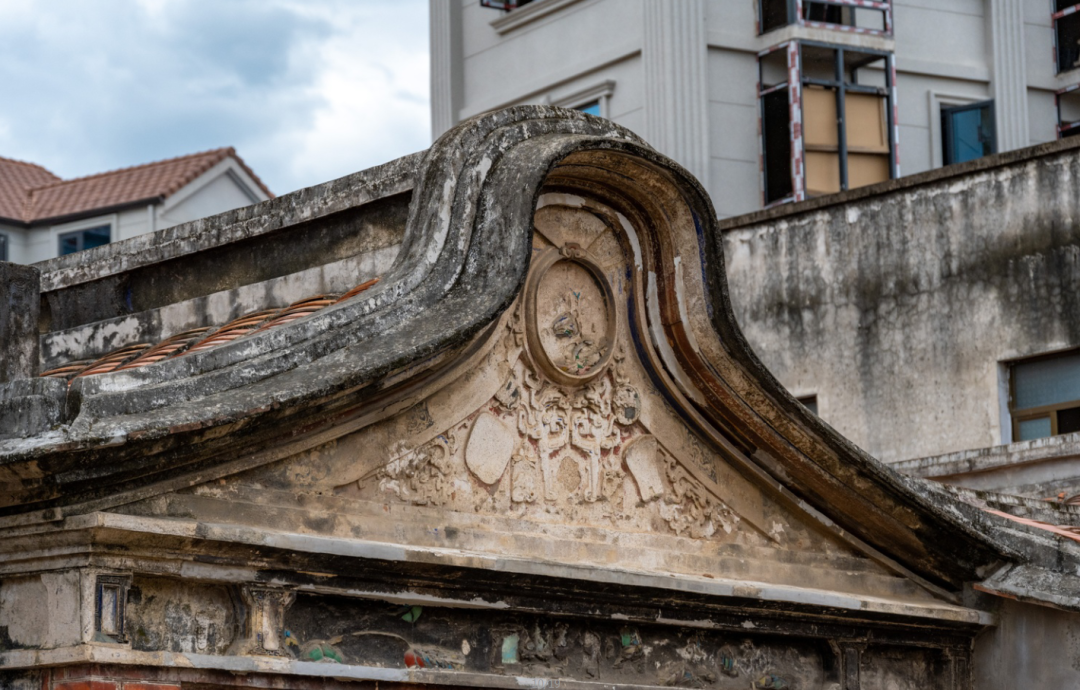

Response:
(479, 0), (534, 11)
(1053, 2), (1080, 75)
(57, 224), (112, 256)
(796, 395), (819, 415)
(758, 40), (898, 206)
(1009, 348), (1080, 442)
(940, 99), (996, 166)
(551, 80), (616, 119)
(1057, 83), (1080, 138)
(758, 0), (892, 37)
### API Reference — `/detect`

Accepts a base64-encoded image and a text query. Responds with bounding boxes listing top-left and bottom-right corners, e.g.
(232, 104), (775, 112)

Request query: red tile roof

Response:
(0, 156), (61, 221)
(0, 148), (272, 224)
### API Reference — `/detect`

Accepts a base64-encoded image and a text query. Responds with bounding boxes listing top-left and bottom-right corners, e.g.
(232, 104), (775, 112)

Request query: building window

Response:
(58, 225), (111, 256)
(759, 41), (897, 205)
(758, 0), (891, 36)
(576, 101), (601, 117)
(0, 233), (7, 262)
(552, 81), (615, 119)
(1055, 2), (1080, 74)
(1057, 85), (1080, 138)
(1010, 350), (1080, 442)
(797, 395), (818, 415)
(480, 0), (534, 10)
(941, 101), (995, 165)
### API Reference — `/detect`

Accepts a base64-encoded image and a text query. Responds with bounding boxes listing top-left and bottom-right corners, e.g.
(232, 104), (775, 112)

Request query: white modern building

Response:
(0, 148), (272, 264)
(431, 0), (1080, 218)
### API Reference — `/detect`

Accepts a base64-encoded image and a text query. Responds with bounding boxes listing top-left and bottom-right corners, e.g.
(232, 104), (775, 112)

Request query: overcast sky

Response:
(0, 0), (430, 196)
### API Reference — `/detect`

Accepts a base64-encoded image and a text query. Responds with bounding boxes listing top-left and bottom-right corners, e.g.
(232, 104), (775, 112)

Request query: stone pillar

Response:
(642, 0), (710, 189)
(829, 641), (864, 689)
(945, 648), (972, 690)
(430, 0), (464, 140)
(0, 261), (40, 382)
(989, 0), (1029, 152)
(236, 585), (296, 656)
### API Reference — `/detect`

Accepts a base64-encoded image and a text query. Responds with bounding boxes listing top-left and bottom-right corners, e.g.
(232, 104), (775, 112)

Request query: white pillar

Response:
(989, 0), (1029, 152)
(642, 0), (710, 188)
(430, 0), (463, 140)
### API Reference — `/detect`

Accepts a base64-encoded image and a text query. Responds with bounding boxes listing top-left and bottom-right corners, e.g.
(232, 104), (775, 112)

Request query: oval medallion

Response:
(525, 247), (617, 386)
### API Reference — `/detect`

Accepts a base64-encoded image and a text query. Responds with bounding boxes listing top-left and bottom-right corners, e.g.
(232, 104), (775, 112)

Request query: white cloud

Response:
(0, 0), (430, 194)
(253, 1), (431, 192)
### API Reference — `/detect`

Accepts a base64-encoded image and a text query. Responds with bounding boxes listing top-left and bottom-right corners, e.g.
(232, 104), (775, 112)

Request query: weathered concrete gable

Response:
(128, 195), (949, 612)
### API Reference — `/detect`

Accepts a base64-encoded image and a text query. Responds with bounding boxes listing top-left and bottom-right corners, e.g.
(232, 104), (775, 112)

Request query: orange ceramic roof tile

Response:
(0, 148), (272, 224)
(42, 278), (381, 384)
(983, 508), (1080, 544)
(0, 156), (61, 221)
(24, 147), (273, 223)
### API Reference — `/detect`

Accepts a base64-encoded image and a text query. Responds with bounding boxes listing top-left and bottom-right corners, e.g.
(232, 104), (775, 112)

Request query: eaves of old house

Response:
(0, 108), (1078, 690)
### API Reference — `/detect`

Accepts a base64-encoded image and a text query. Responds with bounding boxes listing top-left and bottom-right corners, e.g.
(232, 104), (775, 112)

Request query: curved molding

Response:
(0, 107), (1016, 596)
(0, 108), (648, 516)
(522, 246), (617, 386)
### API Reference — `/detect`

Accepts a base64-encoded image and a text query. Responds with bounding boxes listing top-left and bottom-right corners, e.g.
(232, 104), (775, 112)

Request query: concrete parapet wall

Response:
(721, 139), (1080, 463)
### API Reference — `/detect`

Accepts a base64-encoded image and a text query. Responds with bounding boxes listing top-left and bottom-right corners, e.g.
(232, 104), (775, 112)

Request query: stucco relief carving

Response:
(354, 310), (738, 539)
(344, 230), (740, 540)
(525, 246), (617, 386)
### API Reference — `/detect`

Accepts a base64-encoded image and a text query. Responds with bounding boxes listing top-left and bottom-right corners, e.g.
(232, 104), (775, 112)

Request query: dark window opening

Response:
(1011, 349), (1080, 442)
(1057, 13), (1080, 73)
(1058, 87), (1080, 138)
(479, 0), (534, 11)
(760, 0), (889, 35)
(0, 234), (7, 262)
(58, 225), (111, 256)
(797, 395), (819, 415)
(763, 88), (793, 204)
(941, 101), (995, 165)
(805, 2), (846, 25)
(760, 0), (792, 33)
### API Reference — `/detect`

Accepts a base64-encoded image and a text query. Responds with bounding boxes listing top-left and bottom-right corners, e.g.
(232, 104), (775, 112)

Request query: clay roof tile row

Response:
(41, 278), (380, 384)
(0, 156), (61, 221)
(0, 148), (272, 224)
(983, 508), (1080, 544)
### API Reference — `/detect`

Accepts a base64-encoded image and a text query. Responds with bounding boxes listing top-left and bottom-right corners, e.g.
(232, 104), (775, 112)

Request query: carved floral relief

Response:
(344, 238), (741, 542)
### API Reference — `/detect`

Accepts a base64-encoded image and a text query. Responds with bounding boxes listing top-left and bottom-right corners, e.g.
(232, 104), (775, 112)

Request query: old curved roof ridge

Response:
(1, 106), (1076, 610)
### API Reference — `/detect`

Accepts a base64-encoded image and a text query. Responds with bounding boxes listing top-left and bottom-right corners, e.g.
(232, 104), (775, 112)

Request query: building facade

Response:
(431, 0), (1080, 497)
(3, 106), (1080, 690)
(0, 148), (272, 264)
(720, 137), (1080, 496)
(431, 0), (1077, 218)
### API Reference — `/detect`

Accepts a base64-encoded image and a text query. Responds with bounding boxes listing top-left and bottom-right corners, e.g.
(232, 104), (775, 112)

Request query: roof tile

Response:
(0, 148), (273, 224)
(0, 156), (61, 221)
(40, 278), (380, 383)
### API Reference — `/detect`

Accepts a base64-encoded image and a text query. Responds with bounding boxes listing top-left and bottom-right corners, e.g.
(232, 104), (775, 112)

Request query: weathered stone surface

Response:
(465, 412), (515, 484)
(721, 140), (1080, 465)
(2, 106), (1080, 690)
(0, 378), (67, 440)
(0, 262), (40, 382)
(624, 435), (663, 502)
